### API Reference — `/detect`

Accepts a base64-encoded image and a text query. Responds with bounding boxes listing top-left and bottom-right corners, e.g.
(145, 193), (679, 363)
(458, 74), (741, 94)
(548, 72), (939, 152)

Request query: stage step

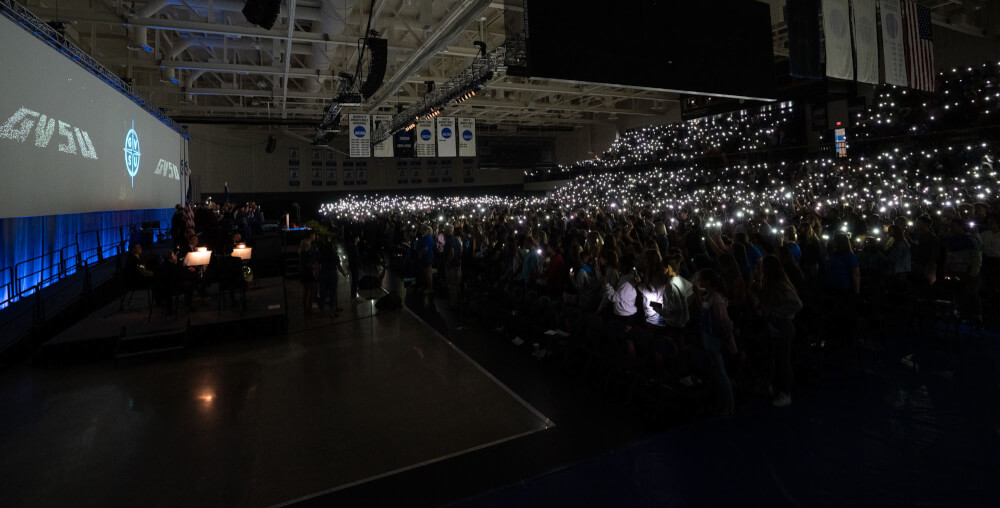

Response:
(115, 322), (189, 364)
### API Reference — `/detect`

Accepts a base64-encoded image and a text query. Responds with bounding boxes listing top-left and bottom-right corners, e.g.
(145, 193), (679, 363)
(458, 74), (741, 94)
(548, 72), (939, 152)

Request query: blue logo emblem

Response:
(420, 129), (432, 141)
(462, 130), (473, 141)
(354, 125), (366, 138)
(123, 121), (141, 188)
(441, 127), (452, 139)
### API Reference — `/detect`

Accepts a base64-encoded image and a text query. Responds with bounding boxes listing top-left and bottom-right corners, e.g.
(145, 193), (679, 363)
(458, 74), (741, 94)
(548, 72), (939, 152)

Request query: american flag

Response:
(901, 0), (935, 92)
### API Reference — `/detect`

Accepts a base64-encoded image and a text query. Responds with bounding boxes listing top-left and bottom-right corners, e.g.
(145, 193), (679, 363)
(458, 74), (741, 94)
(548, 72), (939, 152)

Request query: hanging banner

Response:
(410, 161), (422, 183)
(325, 151), (337, 185)
(457, 117), (476, 157)
(852, 0), (878, 84)
(356, 161), (368, 185)
(310, 148), (324, 186)
(436, 116), (457, 157)
(349, 114), (371, 158)
(880, 0), (908, 86)
(441, 160), (453, 183)
(462, 159), (475, 183)
(288, 146), (300, 187)
(397, 160), (409, 184)
(343, 160), (355, 186)
(415, 120), (436, 158)
(395, 130), (415, 158)
(823, 0), (854, 81)
(427, 160), (439, 183)
(373, 115), (394, 157)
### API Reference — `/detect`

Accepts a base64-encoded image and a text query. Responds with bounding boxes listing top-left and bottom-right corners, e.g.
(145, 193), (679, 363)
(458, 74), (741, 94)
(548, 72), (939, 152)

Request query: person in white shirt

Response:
(597, 252), (639, 322)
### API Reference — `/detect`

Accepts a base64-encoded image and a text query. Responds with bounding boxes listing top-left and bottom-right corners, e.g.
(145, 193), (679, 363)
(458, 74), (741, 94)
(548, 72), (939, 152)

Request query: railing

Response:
(0, 221), (160, 311)
(0, 266), (13, 309)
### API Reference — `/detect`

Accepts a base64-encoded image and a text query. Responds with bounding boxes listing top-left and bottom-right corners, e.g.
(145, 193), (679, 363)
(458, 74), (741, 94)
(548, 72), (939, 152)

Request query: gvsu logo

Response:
(462, 130), (473, 141)
(441, 127), (452, 139)
(123, 121), (141, 188)
(154, 159), (180, 180)
(0, 107), (98, 159)
(420, 129), (432, 141)
(354, 125), (366, 138)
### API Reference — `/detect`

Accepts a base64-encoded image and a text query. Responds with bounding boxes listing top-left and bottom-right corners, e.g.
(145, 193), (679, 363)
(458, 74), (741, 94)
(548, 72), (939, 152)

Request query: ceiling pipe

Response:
(169, 37), (313, 60)
(130, 0), (167, 53)
(364, 0), (492, 113)
(306, 0), (355, 93)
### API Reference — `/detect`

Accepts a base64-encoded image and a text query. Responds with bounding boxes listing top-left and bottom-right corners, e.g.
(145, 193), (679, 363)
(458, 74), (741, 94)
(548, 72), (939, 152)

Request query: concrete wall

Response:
(187, 125), (525, 196)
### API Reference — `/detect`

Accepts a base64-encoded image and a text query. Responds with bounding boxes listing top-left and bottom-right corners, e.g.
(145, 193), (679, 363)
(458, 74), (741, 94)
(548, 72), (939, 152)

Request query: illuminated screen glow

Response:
(0, 15), (184, 219)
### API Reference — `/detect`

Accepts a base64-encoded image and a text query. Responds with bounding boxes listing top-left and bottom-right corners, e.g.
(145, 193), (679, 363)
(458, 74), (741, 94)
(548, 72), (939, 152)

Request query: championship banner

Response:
(395, 129), (414, 158)
(356, 161), (368, 185)
(397, 160), (409, 184)
(310, 148), (324, 186)
(325, 151), (337, 186)
(415, 120), (436, 158)
(823, 0), (854, 80)
(853, 0), (878, 85)
(880, 0), (908, 86)
(373, 115), (394, 157)
(349, 114), (371, 158)
(343, 160), (355, 186)
(288, 146), (300, 187)
(436, 116), (457, 157)
(458, 117), (476, 157)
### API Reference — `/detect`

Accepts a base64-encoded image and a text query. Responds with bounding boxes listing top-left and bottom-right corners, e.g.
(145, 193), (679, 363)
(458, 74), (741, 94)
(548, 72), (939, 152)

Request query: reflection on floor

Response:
(0, 274), (550, 507)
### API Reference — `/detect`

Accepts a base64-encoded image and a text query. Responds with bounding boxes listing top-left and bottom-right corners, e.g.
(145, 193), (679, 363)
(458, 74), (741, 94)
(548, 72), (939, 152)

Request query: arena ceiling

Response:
(17, 0), (1000, 130)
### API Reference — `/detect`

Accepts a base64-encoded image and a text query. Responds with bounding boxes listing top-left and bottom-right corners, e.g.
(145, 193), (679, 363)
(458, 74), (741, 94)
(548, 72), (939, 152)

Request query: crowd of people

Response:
(318, 65), (1000, 415)
(120, 200), (265, 313)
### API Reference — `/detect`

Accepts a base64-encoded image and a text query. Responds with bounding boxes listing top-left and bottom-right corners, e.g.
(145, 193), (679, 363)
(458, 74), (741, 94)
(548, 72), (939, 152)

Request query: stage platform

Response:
(0, 281), (552, 507)
(36, 277), (289, 364)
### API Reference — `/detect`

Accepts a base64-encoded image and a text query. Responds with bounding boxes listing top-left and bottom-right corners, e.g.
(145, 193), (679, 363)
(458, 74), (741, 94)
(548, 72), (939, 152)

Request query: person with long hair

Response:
(823, 233), (861, 295)
(698, 269), (737, 415)
(756, 255), (803, 407)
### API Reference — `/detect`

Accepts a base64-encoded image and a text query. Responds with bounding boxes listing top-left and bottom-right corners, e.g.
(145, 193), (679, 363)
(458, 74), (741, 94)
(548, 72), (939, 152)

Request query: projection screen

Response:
(0, 15), (185, 219)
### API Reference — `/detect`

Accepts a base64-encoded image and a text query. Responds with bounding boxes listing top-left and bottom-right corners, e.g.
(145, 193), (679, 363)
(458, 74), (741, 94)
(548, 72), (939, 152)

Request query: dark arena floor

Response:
(2, 266), (1000, 507)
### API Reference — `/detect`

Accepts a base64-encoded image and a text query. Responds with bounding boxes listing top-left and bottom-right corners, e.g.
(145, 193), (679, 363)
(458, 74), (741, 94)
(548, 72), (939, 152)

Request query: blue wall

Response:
(1, 208), (172, 307)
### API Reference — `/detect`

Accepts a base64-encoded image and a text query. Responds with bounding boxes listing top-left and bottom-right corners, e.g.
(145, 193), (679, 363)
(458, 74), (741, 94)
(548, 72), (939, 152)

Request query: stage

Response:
(36, 276), (290, 364)
(0, 277), (552, 507)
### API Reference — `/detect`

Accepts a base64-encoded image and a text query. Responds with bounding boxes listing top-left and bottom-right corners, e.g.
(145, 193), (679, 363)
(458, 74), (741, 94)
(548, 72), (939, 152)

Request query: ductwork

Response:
(306, 0), (355, 93)
(168, 37), (312, 60)
(130, 0), (166, 52)
(183, 70), (206, 103)
(365, 0), (493, 112)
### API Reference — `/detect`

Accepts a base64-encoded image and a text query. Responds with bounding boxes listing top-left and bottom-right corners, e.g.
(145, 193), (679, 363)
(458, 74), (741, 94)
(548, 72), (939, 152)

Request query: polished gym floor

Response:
(0, 278), (550, 507)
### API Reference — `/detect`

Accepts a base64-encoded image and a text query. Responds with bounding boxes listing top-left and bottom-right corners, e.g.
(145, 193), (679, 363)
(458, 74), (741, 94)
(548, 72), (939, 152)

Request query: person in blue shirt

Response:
(783, 226), (802, 263)
(823, 233), (860, 295)
(520, 236), (541, 287)
(417, 225), (435, 295)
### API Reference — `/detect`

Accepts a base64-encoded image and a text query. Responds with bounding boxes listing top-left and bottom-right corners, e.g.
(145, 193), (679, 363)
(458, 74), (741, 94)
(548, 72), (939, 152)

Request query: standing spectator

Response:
(943, 220), (983, 327)
(443, 224), (463, 309)
(756, 256), (803, 407)
(698, 269), (736, 416)
(317, 235), (348, 316)
(823, 233), (861, 296)
(299, 235), (318, 316)
(911, 215), (940, 286)
(347, 232), (362, 302)
(417, 225), (436, 296)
